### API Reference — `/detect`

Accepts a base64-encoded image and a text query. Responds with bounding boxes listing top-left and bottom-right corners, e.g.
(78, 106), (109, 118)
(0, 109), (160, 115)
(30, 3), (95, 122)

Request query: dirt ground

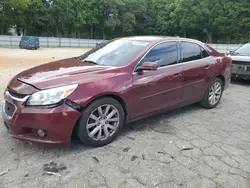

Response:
(0, 47), (90, 100)
(0, 47), (250, 188)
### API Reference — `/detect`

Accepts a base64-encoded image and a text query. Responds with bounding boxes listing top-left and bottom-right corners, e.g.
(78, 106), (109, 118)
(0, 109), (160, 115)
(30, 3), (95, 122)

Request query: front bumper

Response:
(2, 92), (81, 147)
(231, 64), (250, 77)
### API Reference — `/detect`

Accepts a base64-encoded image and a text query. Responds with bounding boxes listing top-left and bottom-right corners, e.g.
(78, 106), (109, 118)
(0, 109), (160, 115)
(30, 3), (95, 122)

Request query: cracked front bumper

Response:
(2, 92), (81, 147)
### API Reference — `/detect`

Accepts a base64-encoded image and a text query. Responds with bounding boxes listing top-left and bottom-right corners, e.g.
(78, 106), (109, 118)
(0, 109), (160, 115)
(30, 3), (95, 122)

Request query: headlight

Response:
(26, 84), (78, 106)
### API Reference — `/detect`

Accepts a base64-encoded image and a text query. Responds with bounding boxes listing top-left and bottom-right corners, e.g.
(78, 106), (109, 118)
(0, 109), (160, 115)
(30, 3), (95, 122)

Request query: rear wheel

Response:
(200, 78), (223, 109)
(77, 97), (125, 147)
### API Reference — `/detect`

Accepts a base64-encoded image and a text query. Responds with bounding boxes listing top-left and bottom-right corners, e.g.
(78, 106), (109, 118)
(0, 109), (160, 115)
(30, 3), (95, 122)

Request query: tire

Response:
(200, 77), (223, 109)
(77, 97), (125, 147)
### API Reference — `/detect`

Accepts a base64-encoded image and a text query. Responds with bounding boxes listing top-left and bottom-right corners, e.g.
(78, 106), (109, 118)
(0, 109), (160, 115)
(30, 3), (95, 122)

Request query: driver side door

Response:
(131, 41), (183, 118)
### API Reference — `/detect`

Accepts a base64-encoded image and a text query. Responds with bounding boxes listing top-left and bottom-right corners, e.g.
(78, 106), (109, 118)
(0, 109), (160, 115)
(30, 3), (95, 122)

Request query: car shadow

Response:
(17, 104), (202, 154)
(231, 78), (250, 86)
(65, 104), (202, 152)
(64, 79), (248, 152)
(121, 104), (201, 135)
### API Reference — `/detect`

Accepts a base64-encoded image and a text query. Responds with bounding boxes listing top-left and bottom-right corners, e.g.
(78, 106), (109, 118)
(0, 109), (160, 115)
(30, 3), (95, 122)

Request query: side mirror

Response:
(137, 62), (158, 71)
(228, 50), (234, 55)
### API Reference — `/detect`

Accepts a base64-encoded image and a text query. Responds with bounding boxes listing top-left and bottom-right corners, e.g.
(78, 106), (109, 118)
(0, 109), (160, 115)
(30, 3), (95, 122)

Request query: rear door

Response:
(131, 41), (183, 118)
(179, 41), (212, 103)
(29, 37), (35, 48)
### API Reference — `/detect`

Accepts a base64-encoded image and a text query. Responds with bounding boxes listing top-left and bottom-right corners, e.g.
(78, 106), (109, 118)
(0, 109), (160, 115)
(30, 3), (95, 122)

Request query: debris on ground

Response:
(180, 147), (194, 151)
(122, 147), (131, 152)
(45, 171), (62, 177)
(92, 156), (100, 163)
(0, 169), (10, 177)
(130, 156), (138, 161)
(42, 161), (67, 176)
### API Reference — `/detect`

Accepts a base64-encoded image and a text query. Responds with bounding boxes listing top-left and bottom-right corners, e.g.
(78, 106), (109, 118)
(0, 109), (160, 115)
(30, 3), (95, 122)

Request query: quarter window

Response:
(180, 42), (203, 63)
(140, 42), (178, 68)
(201, 46), (210, 58)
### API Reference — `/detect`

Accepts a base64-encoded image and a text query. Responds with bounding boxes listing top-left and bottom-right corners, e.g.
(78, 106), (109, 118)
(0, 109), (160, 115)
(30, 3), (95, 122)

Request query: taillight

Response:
(216, 57), (223, 63)
(221, 57), (232, 68)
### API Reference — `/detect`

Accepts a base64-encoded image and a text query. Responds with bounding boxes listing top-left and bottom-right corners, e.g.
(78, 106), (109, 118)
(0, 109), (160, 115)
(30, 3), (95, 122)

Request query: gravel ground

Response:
(0, 48), (250, 188)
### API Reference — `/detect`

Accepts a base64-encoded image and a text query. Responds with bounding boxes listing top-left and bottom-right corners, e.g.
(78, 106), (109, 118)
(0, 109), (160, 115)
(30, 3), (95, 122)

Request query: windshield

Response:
(79, 39), (150, 67)
(22, 36), (30, 41)
(235, 43), (250, 56)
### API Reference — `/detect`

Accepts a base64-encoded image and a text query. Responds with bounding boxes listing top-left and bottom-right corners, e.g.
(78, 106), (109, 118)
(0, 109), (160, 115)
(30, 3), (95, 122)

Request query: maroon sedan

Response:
(2, 36), (232, 147)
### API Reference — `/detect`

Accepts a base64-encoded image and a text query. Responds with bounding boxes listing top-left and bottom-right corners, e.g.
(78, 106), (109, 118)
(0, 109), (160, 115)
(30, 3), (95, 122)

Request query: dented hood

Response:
(16, 58), (118, 90)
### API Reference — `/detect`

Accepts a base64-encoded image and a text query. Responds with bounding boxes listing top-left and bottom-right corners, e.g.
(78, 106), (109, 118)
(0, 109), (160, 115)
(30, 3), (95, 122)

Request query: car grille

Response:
(4, 101), (15, 117)
(232, 60), (250, 65)
(7, 90), (28, 99)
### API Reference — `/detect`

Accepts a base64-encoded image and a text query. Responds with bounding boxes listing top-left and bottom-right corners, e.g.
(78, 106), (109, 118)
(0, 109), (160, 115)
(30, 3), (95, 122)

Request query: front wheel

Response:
(77, 97), (125, 147)
(200, 78), (223, 109)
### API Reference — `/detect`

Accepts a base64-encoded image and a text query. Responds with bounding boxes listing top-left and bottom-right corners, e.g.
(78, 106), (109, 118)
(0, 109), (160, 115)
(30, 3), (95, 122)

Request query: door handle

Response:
(205, 65), (210, 70)
(173, 73), (182, 78)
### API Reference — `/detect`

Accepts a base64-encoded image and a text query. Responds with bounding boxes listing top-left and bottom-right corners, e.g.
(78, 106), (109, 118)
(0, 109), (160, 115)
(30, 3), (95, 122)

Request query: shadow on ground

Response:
(231, 78), (250, 86)
(44, 104), (201, 153)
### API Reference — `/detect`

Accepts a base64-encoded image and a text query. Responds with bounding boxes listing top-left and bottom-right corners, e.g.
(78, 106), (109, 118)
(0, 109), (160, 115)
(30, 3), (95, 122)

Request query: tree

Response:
(0, 0), (249, 43)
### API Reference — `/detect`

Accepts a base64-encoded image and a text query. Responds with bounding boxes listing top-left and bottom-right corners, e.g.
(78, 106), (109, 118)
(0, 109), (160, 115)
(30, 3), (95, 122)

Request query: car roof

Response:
(21, 36), (39, 39)
(122, 36), (202, 43)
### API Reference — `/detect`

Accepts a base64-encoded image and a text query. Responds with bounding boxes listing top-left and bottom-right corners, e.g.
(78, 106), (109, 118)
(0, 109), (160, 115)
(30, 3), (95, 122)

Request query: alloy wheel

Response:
(86, 104), (120, 141)
(208, 82), (222, 106)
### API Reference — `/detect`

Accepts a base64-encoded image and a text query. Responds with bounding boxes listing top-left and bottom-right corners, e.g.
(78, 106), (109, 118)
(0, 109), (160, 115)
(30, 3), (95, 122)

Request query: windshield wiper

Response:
(83, 59), (99, 65)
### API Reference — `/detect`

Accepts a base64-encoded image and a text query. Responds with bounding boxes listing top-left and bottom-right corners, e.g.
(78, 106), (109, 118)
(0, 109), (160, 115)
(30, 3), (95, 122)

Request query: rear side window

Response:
(180, 42), (202, 63)
(141, 42), (178, 67)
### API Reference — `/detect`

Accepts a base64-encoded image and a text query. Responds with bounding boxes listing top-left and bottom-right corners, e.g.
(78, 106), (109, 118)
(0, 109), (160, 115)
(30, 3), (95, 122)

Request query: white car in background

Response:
(228, 43), (250, 79)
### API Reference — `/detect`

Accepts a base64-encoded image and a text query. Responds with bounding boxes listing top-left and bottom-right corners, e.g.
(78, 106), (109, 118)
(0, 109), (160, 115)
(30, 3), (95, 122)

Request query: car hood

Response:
(16, 58), (118, 90)
(229, 55), (250, 61)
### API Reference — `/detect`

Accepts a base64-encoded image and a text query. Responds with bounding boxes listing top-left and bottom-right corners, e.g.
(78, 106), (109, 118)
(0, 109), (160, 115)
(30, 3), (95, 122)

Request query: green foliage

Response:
(1, 0), (249, 43)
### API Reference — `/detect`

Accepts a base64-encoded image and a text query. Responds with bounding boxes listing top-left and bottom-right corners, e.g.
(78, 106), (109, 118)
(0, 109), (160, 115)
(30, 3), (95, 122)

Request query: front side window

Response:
(180, 42), (203, 63)
(22, 36), (30, 41)
(140, 42), (178, 68)
(80, 39), (150, 67)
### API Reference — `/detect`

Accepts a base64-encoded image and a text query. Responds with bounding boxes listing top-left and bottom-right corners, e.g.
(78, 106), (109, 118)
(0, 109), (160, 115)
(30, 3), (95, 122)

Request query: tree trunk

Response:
(122, 26), (124, 37)
(45, 24), (48, 37)
(183, 30), (187, 37)
(71, 31), (73, 38)
(207, 31), (213, 43)
(90, 25), (93, 39)
(102, 27), (105, 40)
(206, 31), (213, 43)
(16, 27), (21, 36)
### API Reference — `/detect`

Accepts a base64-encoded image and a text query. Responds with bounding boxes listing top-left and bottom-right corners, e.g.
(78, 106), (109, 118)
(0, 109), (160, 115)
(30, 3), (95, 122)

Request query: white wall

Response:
(0, 35), (244, 53)
(0, 35), (105, 48)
